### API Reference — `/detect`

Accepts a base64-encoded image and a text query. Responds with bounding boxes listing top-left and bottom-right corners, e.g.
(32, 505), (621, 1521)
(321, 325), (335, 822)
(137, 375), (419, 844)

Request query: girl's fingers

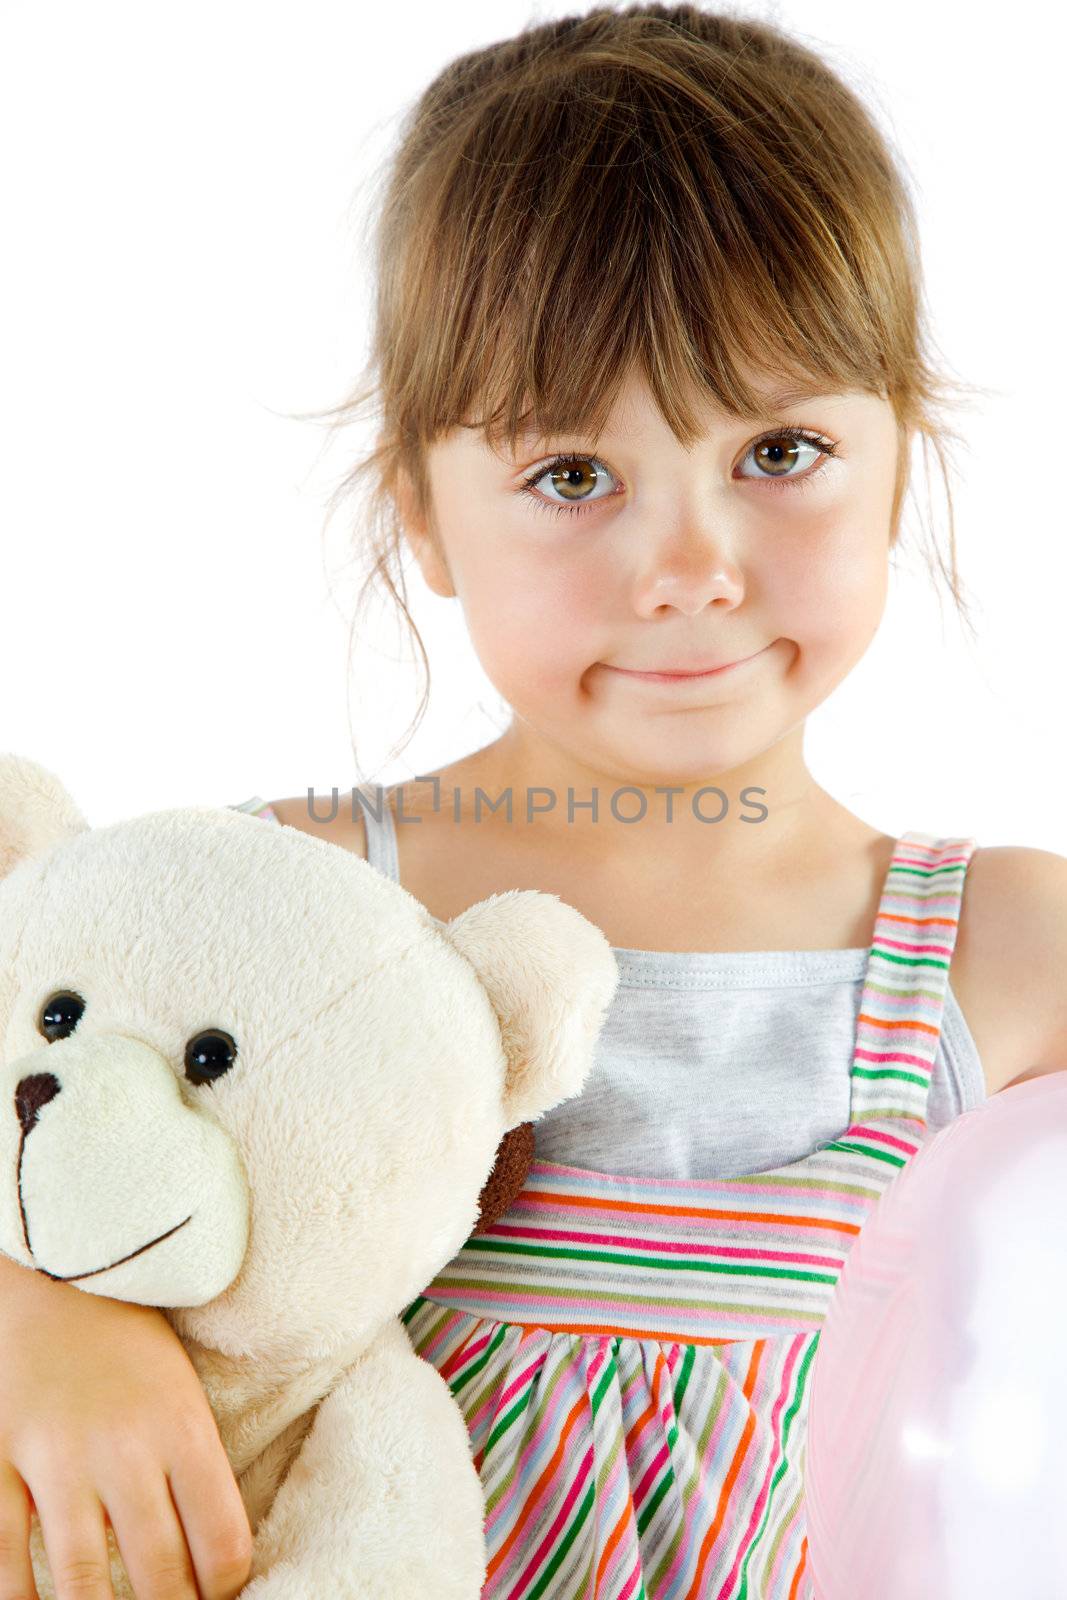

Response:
(162, 1426), (253, 1600)
(22, 1476), (115, 1600)
(0, 1460), (39, 1600)
(100, 1460), (201, 1600)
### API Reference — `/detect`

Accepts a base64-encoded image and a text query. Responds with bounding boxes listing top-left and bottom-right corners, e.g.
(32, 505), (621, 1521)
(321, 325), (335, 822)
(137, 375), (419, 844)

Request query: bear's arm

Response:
(238, 1316), (487, 1600)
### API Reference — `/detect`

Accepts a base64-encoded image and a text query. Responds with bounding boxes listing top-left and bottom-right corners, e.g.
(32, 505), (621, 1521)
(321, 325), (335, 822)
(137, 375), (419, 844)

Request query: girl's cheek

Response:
(771, 503), (888, 600)
(455, 552), (585, 678)
(484, 546), (603, 634)
(772, 523), (890, 666)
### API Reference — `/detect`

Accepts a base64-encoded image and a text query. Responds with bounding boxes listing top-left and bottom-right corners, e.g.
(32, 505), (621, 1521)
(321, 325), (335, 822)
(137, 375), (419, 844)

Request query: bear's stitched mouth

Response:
(16, 1101), (196, 1281)
(35, 1212), (194, 1283)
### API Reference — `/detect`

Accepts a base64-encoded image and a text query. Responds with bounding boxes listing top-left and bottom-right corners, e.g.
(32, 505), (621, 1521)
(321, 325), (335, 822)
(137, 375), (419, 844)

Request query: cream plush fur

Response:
(0, 755), (619, 1598)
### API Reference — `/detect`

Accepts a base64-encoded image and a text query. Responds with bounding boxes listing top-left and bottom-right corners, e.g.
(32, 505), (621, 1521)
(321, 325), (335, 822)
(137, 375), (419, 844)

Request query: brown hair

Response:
(297, 3), (990, 778)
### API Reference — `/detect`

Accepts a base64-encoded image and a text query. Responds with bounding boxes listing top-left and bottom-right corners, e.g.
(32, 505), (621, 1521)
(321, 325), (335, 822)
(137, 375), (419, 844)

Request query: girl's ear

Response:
(395, 469), (456, 599)
(409, 533), (456, 601)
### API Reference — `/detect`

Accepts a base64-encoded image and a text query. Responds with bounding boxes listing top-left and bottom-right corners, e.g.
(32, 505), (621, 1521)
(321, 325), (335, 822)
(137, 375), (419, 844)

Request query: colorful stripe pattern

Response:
(233, 800), (974, 1598)
(230, 794), (280, 825)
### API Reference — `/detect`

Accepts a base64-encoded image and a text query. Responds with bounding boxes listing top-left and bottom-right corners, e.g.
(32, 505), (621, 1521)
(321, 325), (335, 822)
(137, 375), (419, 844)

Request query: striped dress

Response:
(232, 800), (974, 1599)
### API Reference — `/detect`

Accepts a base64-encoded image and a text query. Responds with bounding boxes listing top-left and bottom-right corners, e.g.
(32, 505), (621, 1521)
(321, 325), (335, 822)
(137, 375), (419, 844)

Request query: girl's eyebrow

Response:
(752, 385), (837, 413)
(506, 388), (835, 452)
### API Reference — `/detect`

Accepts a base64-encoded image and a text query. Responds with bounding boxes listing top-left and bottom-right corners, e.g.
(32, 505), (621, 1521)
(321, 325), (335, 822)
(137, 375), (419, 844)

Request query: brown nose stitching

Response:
(15, 1073), (61, 1134)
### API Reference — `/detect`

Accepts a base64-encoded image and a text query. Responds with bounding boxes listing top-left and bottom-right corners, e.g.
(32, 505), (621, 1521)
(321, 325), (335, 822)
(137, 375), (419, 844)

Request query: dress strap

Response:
(230, 795), (279, 823)
(846, 830), (977, 1144)
(352, 783), (401, 883)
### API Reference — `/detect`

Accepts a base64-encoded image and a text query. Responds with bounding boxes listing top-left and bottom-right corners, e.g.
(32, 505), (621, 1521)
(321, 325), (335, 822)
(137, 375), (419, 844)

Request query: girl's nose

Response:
(631, 529), (745, 617)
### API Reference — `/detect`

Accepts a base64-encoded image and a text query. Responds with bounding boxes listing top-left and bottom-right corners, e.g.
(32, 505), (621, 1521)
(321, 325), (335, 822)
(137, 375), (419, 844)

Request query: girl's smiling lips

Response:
(602, 644), (772, 681)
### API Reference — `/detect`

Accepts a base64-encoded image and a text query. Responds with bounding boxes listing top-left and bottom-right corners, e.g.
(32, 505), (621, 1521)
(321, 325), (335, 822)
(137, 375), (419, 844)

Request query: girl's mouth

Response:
(602, 644), (771, 683)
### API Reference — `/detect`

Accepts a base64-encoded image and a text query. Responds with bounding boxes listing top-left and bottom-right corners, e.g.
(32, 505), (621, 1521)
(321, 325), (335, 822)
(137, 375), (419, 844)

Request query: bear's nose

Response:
(15, 1073), (61, 1134)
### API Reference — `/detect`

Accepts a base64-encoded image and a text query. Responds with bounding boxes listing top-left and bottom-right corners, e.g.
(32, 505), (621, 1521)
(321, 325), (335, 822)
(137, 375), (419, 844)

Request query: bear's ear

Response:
(0, 755), (90, 882)
(442, 890), (619, 1128)
(471, 1122), (536, 1234)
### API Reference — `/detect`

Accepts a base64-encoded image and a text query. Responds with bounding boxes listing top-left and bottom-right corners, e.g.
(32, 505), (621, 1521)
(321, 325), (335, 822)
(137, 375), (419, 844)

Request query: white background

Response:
(1, 1), (1063, 849)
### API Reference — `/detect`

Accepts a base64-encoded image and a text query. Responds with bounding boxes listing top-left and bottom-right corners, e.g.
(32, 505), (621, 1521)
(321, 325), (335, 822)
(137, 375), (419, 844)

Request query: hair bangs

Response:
(398, 45), (895, 461)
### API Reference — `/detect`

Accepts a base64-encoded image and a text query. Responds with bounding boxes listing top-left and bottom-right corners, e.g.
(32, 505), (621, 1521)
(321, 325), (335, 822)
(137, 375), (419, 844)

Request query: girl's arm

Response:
(0, 1247), (253, 1600)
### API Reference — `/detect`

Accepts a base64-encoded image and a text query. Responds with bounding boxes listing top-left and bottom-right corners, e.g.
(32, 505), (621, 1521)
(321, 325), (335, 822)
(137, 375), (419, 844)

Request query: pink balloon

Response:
(806, 1071), (1067, 1598)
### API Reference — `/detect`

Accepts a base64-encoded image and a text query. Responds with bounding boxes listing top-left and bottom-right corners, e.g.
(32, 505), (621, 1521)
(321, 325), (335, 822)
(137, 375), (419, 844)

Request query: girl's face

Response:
(404, 364), (901, 790)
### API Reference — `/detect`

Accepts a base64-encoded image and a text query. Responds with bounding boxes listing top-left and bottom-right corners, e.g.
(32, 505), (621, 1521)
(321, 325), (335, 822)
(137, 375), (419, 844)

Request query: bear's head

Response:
(0, 756), (619, 1369)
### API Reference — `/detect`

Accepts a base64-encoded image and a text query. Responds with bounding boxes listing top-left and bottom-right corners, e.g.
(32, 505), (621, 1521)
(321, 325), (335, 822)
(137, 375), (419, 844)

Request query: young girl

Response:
(2, 5), (1064, 1598)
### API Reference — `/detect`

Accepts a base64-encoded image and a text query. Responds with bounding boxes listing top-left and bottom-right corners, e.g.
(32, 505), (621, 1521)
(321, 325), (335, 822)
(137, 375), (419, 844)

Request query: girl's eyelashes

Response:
(518, 453), (619, 519)
(516, 425), (840, 520)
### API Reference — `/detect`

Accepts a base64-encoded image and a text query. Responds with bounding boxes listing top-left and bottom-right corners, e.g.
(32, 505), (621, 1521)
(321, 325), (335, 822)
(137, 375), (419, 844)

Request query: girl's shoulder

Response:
(950, 844), (1067, 1097)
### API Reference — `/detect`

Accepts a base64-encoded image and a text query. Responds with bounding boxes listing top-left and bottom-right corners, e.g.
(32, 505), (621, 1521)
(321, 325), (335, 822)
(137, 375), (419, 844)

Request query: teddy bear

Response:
(0, 755), (619, 1598)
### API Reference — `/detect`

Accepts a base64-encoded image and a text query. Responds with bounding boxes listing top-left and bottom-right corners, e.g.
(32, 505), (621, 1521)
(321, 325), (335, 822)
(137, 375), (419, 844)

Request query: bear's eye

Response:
(184, 1030), (238, 1086)
(38, 991), (86, 1041)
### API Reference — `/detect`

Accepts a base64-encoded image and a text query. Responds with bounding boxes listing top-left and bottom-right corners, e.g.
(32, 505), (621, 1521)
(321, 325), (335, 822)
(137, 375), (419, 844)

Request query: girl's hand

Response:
(0, 1249), (253, 1599)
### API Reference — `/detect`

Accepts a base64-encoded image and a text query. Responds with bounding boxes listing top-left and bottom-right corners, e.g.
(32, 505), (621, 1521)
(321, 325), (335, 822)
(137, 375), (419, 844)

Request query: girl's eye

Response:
(517, 426), (839, 520)
(518, 454), (618, 518)
(736, 427), (838, 489)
